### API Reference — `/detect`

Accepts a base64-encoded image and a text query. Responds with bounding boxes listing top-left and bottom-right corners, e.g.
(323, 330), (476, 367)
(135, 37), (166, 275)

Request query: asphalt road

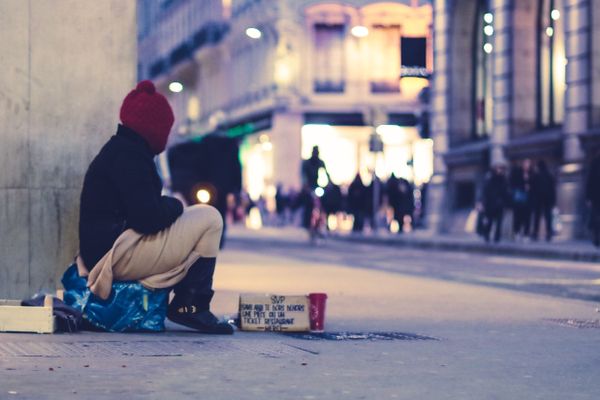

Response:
(228, 234), (600, 303)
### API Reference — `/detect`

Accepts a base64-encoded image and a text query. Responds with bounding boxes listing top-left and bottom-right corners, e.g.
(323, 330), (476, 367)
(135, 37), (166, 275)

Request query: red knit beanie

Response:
(119, 80), (175, 154)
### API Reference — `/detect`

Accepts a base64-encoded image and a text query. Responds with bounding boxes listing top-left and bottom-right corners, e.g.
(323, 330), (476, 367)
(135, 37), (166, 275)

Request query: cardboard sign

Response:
(239, 294), (310, 332)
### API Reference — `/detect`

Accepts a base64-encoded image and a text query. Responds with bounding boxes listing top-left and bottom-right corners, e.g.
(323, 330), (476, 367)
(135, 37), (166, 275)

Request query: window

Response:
(473, 0), (493, 138)
(401, 37), (427, 76)
(538, 0), (565, 127)
(369, 25), (401, 93)
(313, 23), (346, 93)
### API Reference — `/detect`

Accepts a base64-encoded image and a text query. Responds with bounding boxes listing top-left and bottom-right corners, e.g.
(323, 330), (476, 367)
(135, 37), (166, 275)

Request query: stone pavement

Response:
(1, 231), (599, 399)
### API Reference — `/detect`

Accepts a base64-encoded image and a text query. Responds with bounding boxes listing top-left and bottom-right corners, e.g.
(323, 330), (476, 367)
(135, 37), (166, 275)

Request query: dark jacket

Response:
(483, 171), (510, 214)
(348, 175), (367, 214)
(301, 156), (326, 190)
(531, 169), (556, 208)
(587, 155), (600, 207)
(79, 125), (183, 270)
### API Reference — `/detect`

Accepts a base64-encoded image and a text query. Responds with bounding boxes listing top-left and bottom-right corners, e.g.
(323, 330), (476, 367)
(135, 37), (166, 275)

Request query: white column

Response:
(426, 0), (452, 232)
(490, 0), (513, 165)
(557, 0), (591, 238)
(270, 111), (303, 191)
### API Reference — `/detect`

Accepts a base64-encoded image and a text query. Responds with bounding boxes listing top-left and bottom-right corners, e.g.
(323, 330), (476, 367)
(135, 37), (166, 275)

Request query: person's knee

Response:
(206, 205), (224, 233)
(186, 204), (223, 232)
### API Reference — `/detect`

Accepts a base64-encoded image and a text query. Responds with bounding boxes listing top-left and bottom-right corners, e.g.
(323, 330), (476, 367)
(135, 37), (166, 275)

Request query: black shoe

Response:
(167, 305), (234, 334)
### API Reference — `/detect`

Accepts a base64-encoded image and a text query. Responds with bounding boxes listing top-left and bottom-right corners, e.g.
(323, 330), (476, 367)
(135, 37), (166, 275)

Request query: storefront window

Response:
(473, 0), (493, 138)
(538, 0), (565, 127)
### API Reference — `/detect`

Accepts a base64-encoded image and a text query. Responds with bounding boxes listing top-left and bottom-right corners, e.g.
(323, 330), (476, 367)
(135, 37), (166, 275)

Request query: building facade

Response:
(138, 0), (433, 202)
(428, 0), (600, 239)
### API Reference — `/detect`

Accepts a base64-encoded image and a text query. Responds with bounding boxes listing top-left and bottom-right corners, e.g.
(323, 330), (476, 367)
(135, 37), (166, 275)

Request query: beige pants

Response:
(79, 205), (223, 300)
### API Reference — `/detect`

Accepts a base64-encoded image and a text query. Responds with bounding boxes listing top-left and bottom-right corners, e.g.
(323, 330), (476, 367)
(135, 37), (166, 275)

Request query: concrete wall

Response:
(0, 0), (136, 298)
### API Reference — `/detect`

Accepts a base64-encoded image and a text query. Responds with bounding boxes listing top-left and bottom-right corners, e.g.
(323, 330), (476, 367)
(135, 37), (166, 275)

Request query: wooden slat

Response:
(0, 296), (55, 334)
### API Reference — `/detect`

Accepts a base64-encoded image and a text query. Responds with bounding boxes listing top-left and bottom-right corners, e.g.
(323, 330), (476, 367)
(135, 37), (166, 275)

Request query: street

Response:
(1, 230), (599, 399)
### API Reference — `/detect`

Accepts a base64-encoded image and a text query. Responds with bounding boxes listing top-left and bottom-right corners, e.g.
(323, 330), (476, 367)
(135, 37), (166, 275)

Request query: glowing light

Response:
(483, 43), (493, 54)
(245, 27), (262, 39)
(259, 134), (269, 143)
(275, 60), (292, 85)
(317, 167), (329, 188)
(246, 207), (263, 230)
(351, 25), (369, 38)
(196, 189), (211, 204)
(484, 25), (494, 36)
(546, 27), (554, 37)
(327, 214), (338, 231)
(169, 81), (183, 93)
(484, 13), (493, 24)
(315, 187), (325, 197)
(551, 9), (560, 20)
(187, 96), (200, 120)
(390, 220), (400, 234)
(261, 141), (273, 151)
(376, 125), (402, 136)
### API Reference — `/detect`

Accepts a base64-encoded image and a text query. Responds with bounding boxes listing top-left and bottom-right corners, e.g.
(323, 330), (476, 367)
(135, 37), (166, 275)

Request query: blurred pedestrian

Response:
(397, 177), (415, 233)
(366, 175), (384, 231)
(322, 182), (342, 230)
(296, 184), (315, 232)
(386, 174), (400, 230)
(586, 150), (600, 247)
(301, 146), (328, 190)
(482, 163), (510, 243)
(348, 174), (367, 233)
(509, 159), (533, 240)
(275, 183), (288, 226)
(530, 160), (556, 241)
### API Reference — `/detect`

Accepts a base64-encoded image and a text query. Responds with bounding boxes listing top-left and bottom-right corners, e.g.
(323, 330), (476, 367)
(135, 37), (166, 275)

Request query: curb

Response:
(329, 234), (600, 263)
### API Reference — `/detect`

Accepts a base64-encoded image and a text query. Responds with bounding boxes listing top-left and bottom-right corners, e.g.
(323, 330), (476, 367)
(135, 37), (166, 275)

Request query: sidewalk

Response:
(228, 225), (600, 262)
(3, 226), (600, 399)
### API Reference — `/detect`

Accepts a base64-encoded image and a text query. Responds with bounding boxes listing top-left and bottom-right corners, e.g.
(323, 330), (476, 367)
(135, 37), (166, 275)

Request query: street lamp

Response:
(245, 27), (262, 39)
(169, 81), (183, 93)
(351, 25), (369, 38)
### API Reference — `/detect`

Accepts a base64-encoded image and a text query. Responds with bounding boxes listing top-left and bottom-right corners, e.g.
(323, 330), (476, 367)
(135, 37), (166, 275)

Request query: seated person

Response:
(77, 80), (232, 334)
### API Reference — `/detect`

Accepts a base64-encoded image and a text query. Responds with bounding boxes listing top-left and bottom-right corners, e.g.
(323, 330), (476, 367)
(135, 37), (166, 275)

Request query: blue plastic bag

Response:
(61, 264), (169, 332)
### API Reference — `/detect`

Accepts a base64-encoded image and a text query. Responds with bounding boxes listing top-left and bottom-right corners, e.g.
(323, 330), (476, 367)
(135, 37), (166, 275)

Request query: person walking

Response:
(348, 173), (367, 233)
(77, 80), (233, 334)
(482, 164), (510, 243)
(509, 159), (533, 241)
(586, 150), (600, 247)
(386, 174), (401, 232)
(396, 177), (415, 233)
(301, 146), (328, 190)
(530, 160), (556, 241)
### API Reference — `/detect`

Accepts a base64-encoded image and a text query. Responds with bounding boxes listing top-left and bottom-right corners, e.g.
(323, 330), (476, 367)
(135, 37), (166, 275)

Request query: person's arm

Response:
(112, 152), (183, 234)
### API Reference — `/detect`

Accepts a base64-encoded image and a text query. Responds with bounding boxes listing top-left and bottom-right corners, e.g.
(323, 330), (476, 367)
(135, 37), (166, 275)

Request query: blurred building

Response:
(137, 0), (433, 202)
(428, 0), (600, 239)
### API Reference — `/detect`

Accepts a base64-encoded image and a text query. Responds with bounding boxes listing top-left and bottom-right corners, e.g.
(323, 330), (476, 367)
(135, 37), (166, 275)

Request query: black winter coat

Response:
(79, 125), (183, 271)
(483, 171), (510, 214)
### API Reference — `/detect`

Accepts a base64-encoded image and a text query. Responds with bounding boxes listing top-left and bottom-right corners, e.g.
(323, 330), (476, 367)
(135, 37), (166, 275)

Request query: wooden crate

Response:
(239, 294), (310, 332)
(0, 295), (56, 334)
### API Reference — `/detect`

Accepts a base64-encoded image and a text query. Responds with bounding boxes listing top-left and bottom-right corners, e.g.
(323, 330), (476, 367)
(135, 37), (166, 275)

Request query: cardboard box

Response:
(239, 294), (310, 332)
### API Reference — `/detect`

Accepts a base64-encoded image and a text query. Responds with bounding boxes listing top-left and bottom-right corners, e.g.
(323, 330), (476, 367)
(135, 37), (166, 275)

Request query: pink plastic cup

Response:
(308, 293), (328, 332)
